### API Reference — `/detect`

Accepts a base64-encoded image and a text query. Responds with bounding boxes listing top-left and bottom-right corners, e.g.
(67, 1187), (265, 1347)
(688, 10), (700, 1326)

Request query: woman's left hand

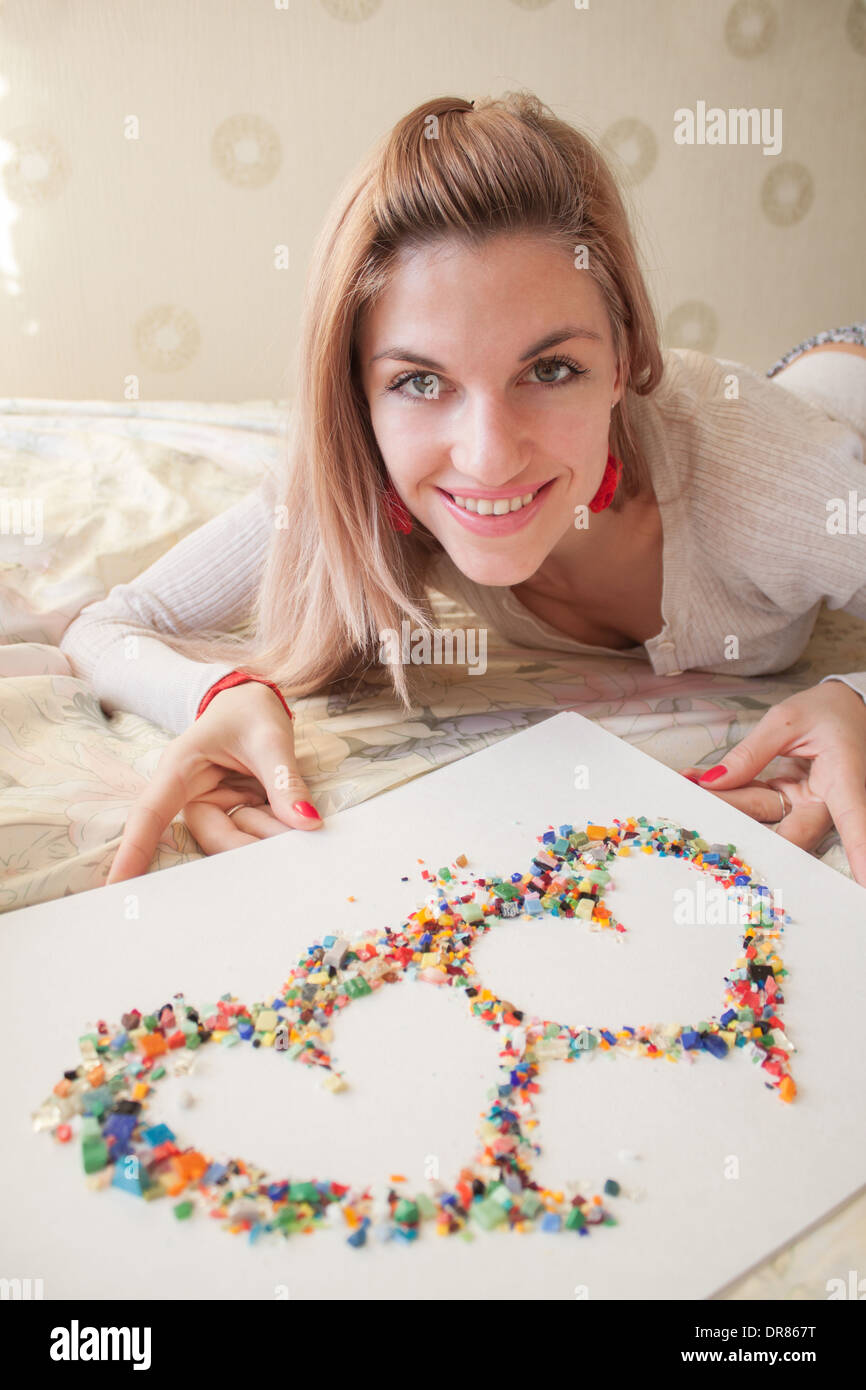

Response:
(678, 681), (866, 887)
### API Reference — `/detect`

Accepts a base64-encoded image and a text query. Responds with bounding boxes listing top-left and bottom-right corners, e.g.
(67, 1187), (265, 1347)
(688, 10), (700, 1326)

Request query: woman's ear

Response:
(611, 357), (624, 411)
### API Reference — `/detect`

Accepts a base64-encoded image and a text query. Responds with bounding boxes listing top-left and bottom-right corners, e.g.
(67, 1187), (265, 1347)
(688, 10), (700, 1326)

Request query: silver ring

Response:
(226, 804), (249, 819)
(773, 789), (789, 822)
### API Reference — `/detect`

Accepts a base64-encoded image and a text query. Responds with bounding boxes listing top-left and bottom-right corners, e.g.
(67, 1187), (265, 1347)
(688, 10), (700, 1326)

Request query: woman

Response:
(58, 93), (866, 886)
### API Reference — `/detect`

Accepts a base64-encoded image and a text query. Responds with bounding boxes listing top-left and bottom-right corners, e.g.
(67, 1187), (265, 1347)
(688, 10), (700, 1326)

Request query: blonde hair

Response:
(132, 92), (663, 713)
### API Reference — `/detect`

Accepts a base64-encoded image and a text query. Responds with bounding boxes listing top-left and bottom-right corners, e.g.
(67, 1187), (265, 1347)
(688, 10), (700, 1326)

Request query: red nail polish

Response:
(699, 764), (727, 783)
(293, 800), (321, 820)
(683, 773), (700, 783)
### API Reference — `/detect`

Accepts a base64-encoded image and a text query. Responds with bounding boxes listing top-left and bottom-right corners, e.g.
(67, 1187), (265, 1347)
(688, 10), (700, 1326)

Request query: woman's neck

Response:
(511, 485), (665, 647)
(528, 484), (660, 596)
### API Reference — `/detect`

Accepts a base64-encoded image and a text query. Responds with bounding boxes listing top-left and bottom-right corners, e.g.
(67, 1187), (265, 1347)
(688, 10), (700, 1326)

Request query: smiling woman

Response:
(357, 238), (621, 574)
(355, 230), (666, 640)
(57, 91), (866, 885)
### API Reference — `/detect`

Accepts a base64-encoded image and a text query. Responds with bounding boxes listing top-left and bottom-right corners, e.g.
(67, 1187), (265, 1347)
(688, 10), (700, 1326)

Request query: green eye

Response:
(533, 361), (567, 383)
(530, 355), (588, 385)
(388, 372), (441, 398)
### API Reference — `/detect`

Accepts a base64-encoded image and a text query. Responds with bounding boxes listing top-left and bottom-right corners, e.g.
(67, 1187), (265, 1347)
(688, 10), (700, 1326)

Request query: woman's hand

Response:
(105, 681), (322, 885)
(678, 681), (866, 887)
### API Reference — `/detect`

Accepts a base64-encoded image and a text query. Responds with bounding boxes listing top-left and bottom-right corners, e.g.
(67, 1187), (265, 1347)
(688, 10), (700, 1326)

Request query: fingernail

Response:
(292, 800), (321, 820)
(699, 764), (727, 783)
(682, 773), (700, 783)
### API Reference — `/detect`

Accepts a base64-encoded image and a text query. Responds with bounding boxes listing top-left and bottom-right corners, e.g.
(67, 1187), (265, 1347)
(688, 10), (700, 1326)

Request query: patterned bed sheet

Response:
(1, 398), (865, 1297)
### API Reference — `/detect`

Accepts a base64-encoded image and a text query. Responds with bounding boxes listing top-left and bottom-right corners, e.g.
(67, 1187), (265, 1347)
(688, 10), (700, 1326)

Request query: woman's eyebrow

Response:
(369, 324), (603, 370)
(518, 325), (603, 360)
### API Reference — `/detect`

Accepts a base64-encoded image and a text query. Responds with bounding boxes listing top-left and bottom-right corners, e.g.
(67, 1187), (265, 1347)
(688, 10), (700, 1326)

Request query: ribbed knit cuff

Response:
(819, 673), (866, 704)
(92, 637), (239, 737)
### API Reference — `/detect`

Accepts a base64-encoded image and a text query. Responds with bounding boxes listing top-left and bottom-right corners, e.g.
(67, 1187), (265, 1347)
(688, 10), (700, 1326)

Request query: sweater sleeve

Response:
(767, 348), (866, 708)
(676, 349), (866, 708)
(57, 476), (276, 736)
(820, 673), (866, 703)
(806, 445), (866, 708)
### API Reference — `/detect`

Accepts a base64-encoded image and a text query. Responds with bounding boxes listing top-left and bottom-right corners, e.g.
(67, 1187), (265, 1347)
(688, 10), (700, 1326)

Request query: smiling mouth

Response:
(440, 480), (554, 515)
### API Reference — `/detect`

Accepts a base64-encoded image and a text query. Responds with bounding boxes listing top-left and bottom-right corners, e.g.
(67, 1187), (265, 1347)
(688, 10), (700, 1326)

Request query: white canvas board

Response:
(1, 710), (864, 1301)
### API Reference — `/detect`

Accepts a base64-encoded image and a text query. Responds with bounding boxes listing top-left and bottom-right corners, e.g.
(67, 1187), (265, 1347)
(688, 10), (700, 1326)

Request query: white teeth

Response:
(449, 488), (539, 515)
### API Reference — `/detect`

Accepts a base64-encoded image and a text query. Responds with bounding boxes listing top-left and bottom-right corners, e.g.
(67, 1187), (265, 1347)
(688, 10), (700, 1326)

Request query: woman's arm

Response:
(772, 341), (866, 705)
(683, 573), (866, 883)
(58, 478), (275, 736)
(679, 367), (866, 880)
(815, 566), (866, 707)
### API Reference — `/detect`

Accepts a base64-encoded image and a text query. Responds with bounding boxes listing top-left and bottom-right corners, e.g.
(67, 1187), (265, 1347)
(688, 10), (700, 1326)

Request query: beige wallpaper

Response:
(0, 0), (863, 400)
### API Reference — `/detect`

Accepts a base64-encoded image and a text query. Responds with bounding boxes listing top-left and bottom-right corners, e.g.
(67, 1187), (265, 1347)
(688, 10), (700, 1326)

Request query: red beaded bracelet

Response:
(195, 669), (293, 722)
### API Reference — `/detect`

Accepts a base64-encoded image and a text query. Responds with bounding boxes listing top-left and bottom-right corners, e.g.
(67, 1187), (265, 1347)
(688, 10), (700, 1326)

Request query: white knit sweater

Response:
(58, 348), (866, 737)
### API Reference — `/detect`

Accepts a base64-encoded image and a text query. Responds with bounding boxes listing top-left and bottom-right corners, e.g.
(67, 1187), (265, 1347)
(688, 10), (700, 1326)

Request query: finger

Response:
(203, 784), (268, 811)
(241, 727), (324, 832)
(697, 707), (799, 790)
(821, 761), (866, 887)
(764, 774), (824, 811)
(216, 803), (293, 840)
(773, 802), (834, 854)
(105, 814), (164, 887)
(183, 801), (263, 856)
(693, 783), (791, 824)
(214, 771), (270, 799)
(105, 773), (188, 885)
(105, 752), (221, 885)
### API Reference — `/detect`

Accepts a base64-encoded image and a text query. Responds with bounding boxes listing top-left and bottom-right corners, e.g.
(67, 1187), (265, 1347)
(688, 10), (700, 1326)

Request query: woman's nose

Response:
(450, 395), (527, 484)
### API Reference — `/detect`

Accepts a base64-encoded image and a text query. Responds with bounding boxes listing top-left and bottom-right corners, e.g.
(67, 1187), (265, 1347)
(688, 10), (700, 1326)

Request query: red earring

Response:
(588, 451), (623, 513)
(383, 481), (413, 534)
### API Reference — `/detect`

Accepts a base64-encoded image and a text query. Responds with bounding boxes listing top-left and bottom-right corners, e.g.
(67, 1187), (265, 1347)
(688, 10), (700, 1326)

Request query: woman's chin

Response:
(443, 545), (541, 589)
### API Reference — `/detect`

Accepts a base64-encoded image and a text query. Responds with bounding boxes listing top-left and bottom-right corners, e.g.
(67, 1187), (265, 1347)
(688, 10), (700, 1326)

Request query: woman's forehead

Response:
(358, 236), (607, 353)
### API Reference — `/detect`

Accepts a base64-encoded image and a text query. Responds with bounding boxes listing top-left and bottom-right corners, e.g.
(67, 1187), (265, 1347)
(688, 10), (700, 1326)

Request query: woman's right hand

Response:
(105, 681), (322, 885)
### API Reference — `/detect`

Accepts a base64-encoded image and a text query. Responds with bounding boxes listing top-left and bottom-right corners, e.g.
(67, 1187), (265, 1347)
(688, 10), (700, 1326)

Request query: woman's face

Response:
(358, 231), (623, 587)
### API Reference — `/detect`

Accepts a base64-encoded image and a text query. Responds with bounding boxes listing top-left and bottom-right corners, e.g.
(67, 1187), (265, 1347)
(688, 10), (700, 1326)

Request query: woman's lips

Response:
(437, 479), (555, 536)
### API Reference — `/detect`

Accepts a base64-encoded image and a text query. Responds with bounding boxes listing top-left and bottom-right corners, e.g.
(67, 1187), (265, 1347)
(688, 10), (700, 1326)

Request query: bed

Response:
(1, 396), (864, 1297)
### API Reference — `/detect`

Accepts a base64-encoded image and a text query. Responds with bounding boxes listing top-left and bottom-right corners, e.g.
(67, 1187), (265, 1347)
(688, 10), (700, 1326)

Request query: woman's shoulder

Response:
(657, 345), (853, 427)
(646, 346), (863, 494)
(642, 347), (865, 601)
